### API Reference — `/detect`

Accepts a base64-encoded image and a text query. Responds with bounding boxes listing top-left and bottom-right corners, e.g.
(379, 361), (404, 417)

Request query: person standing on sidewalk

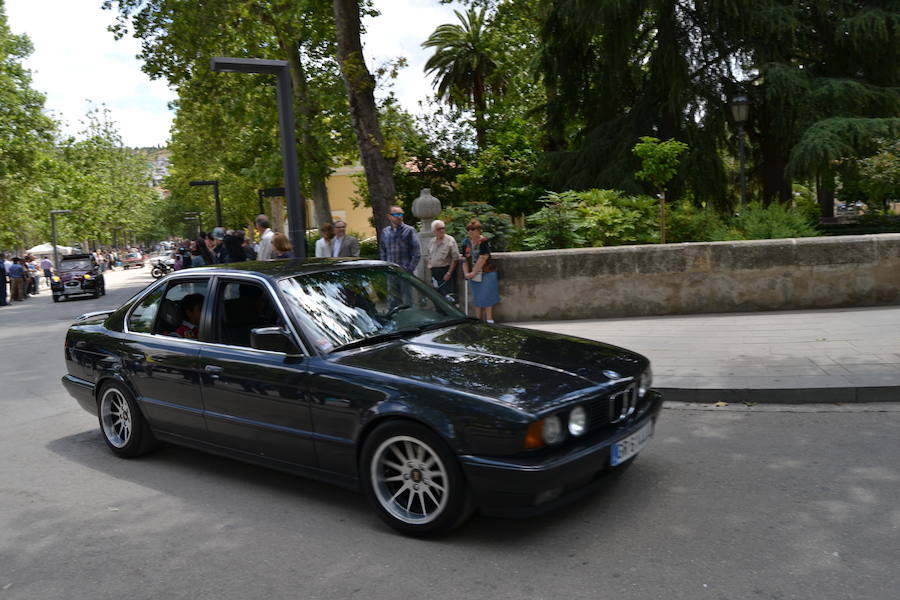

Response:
(378, 205), (421, 274)
(426, 219), (460, 301)
(0, 253), (8, 306)
(332, 220), (360, 257)
(255, 215), (275, 261)
(40, 256), (53, 288)
(7, 257), (27, 302)
(462, 219), (500, 323)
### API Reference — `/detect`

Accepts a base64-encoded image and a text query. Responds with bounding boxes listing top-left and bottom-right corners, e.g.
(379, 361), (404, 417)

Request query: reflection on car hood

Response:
(332, 322), (647, 414)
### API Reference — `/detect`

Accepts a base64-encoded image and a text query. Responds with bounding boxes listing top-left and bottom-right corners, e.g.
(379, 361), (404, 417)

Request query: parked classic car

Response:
(51, 254), (106, 301)
(61, 260), (662, 536)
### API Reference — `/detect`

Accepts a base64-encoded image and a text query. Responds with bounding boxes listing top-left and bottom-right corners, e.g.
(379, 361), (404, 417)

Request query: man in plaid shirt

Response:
(379, 205), (421, 273)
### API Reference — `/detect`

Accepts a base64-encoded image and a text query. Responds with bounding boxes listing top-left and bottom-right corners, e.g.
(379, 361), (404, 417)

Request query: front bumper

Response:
(461, 390), (663, 516)
(62, 374), (97, 416)
(52, 280), (98, 296)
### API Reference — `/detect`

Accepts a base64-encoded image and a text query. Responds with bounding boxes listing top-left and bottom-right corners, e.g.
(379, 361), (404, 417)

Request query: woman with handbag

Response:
(461, 219), (500, 323)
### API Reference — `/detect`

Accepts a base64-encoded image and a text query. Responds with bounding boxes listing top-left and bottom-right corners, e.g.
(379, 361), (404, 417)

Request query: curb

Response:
(657, 386), (899, 404)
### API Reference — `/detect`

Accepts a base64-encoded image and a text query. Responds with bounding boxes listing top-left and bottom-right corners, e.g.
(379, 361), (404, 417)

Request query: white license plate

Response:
(611, 421), (654, 466)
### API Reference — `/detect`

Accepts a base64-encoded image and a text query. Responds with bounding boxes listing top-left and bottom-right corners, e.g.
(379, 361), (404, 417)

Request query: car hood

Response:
(332, 322), (647, 414)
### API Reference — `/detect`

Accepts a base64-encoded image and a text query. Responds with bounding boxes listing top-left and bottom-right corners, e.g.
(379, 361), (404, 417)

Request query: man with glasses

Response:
(378, 206), (420, 274)
(332, 220), (360, 257)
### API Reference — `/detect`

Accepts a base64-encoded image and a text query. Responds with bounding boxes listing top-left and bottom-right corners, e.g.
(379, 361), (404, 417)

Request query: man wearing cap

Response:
(255, 215), (275, 261)
(211, 227), (227, 264)
(378, 206), (420, 273)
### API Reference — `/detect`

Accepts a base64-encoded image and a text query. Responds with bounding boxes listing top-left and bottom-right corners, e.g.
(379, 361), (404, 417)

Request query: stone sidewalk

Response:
(515, 305), (900, 403)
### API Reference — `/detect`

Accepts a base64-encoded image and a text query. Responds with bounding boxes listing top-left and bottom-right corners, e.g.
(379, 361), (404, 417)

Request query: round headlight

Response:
(568, 406), (587, 436)
(639, 367), (653, 397)
(542, 415), (564, 445)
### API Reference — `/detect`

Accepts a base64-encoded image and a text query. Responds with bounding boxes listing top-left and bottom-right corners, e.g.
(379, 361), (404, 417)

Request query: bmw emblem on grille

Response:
(602, 370), (621, 380)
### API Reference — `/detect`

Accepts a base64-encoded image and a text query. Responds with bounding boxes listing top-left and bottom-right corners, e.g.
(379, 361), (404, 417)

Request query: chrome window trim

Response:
(123, 270), (310, 357)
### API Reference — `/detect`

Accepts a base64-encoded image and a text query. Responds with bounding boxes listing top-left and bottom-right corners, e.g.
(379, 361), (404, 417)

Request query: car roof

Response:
(170, 258), (392, 281)
(62, 254), (92, 260)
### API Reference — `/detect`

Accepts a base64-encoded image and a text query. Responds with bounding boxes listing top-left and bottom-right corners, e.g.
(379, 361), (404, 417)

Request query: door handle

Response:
(129, 353), (144, 361)
(204, 365), (224, 378)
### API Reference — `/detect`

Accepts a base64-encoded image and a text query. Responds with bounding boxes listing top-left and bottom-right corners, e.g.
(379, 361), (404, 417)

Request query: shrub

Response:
(713, 201), (820, 239)
(577, 189), (658, 246)
(667, 201), (725, 242)
(523, 191), (588, 250)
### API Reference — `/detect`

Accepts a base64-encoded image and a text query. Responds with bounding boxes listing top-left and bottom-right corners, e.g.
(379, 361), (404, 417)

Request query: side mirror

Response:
(250, 327), (302, 355)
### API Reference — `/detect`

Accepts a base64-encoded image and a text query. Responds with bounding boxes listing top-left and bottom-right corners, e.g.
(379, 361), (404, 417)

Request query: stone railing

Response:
(473, 234), (900, 321)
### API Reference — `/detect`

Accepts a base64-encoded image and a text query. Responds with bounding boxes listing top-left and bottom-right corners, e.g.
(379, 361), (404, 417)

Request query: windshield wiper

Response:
(332, 328), (422, 352)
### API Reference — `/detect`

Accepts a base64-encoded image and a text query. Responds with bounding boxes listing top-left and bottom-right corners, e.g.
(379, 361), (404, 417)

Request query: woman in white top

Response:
(315, 222), (335, 258)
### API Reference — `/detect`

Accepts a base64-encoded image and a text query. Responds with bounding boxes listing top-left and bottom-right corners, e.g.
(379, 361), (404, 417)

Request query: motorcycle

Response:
(150, 257), (175, 279)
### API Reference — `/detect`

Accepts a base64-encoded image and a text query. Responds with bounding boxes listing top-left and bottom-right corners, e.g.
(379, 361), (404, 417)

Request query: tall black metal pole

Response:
(275, 69), (306, 257)
(213, 181), (222, 227)
(738, 124), (747, 209)
(51, 213), (59, 274)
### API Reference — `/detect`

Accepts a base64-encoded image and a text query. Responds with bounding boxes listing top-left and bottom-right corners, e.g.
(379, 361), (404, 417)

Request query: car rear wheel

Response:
(98, 382), (157, 458)
(52, 295), (61, 302)
(361, 421), (472, 537)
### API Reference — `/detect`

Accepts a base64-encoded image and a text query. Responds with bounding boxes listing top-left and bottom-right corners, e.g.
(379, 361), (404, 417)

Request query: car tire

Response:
(150, 267), (163, 279)
(360, 421), (472, 537)
(97, 382), (158, 458)
(100, 279), (106, 296)
(52, 295), (60, 303)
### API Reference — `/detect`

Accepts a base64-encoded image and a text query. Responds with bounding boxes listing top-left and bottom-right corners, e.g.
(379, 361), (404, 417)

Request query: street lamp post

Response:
(211, 57), (306, 257)
(50, 209), (72, 274)
(730, 94), (750, 209)
(190, 180), (221, 227)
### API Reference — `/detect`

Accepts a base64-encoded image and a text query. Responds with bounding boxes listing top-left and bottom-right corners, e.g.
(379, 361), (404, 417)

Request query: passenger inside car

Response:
(174, 293), (204, 339)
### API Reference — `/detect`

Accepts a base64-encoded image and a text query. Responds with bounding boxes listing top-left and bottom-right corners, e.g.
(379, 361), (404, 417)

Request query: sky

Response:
(4, 0), (463, 148)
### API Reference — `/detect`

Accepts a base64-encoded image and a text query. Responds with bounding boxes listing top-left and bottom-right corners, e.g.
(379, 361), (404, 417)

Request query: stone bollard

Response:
(412, 188), (441, 281)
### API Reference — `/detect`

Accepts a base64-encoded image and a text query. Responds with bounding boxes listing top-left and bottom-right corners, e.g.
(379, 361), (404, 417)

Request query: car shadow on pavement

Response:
(46, 428), (660, 543)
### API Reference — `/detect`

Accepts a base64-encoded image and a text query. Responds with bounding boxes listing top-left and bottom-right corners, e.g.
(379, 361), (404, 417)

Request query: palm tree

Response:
(423, 8), (504, 149)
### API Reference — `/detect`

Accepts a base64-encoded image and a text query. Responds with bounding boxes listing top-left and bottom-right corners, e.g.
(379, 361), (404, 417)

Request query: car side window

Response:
(152, 280), (209, 338)
(214, 280), (283, 348)
(128, 287), (165, 333)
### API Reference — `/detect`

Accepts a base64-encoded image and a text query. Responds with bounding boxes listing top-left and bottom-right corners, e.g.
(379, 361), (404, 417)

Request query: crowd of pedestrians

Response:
(1, 253), (53, 305)
(377, 206), (501, 323)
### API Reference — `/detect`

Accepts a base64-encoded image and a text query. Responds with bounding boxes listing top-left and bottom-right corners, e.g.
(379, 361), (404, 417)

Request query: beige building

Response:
(320, 164), (375, 237)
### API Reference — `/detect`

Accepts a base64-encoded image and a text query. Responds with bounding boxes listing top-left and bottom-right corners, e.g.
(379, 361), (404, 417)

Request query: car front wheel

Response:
(361, 421), (472, 537)
(98, 382), (157, 458)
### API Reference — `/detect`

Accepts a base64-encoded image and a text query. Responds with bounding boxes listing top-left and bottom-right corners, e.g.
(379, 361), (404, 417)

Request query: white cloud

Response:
(5, 0), (176, 147)
(4, 0), (461, 147)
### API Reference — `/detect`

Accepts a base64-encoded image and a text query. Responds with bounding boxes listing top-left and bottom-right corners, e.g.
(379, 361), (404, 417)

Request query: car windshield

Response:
(60, 259), (91, 271)
(278, 266), (467, 353)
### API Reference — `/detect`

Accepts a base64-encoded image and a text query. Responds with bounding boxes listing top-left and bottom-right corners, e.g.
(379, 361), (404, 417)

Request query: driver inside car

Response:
(175, 293), (204, 339)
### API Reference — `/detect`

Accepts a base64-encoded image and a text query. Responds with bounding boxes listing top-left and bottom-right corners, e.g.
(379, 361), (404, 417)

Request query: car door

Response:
(198, 276), (316, 468)
(123, 276), (211, 438)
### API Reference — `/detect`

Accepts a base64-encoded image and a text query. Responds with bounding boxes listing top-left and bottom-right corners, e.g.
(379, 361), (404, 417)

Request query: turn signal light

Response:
(524, 421), (545, 449)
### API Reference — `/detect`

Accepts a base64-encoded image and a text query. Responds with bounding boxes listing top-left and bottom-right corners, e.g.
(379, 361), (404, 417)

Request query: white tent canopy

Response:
(24, 242), (77, 255)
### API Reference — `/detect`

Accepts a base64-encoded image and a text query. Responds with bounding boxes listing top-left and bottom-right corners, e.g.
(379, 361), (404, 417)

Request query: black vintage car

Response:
(51, 254), (106, 301)
(62, 260), (662, 536)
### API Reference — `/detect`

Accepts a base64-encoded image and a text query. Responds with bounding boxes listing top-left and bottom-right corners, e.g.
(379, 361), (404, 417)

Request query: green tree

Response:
(0, 1), (56, 249)
(105, 0), (358, 228)
(633, 136), (688, 243)
(423, 6), (505, 149)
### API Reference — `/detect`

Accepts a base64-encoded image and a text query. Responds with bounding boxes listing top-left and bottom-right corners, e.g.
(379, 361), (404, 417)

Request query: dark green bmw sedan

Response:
(62, 259), (662, 536)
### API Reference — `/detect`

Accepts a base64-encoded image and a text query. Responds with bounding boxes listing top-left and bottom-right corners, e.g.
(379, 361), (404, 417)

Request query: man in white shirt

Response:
(255, 214), (275, 260)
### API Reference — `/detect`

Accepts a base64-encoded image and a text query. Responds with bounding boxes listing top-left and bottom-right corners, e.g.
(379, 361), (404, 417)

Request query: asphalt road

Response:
(1, 266), (898, 600)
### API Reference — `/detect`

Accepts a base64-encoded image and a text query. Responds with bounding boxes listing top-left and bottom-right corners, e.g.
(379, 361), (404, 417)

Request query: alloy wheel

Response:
(100, 387), (132, 448)
(370, 435), (449, 525)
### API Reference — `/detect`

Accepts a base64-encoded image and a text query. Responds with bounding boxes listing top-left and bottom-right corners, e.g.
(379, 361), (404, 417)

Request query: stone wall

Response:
(476, 234), (900, 321)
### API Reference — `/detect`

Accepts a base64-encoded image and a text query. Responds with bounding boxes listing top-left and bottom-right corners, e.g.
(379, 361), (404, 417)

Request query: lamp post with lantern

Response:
(730, 94), (750, 209)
